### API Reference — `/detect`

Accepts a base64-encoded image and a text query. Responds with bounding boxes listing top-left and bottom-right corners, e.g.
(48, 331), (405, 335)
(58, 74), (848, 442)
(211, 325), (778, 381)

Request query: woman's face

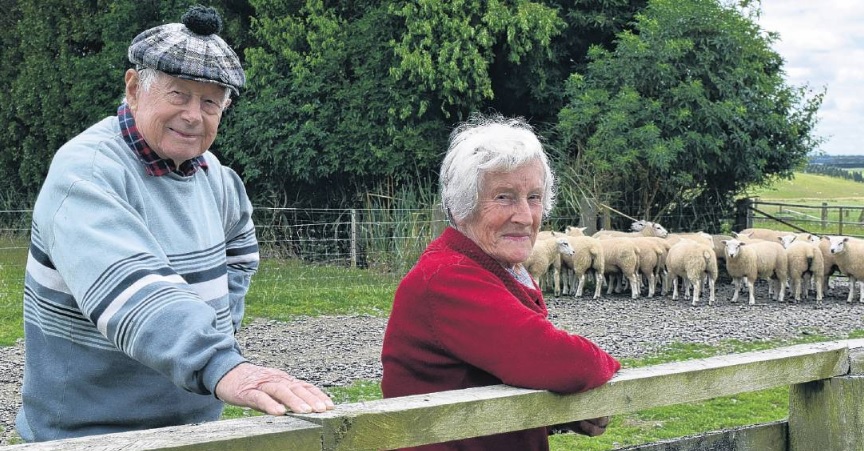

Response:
(456, 160), (545, 269)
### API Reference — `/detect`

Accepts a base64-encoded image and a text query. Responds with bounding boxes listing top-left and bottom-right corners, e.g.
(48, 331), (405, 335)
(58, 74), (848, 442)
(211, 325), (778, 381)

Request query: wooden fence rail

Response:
(8, 339), (864, 451)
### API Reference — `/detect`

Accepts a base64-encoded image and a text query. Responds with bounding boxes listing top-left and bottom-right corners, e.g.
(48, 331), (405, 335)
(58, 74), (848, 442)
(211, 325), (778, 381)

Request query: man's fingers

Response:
(263, 379), (334, 413)
(216, 363), (335, 415)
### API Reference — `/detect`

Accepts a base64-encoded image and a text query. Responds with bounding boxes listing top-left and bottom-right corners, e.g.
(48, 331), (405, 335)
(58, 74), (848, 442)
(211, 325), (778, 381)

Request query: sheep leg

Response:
(747, 278), (756, 305)
(552, 266), (561, 297)
(671, 277), (679, 301)
(847, 277), (858, 304)
(575, 273), (585, 297)
(647, 273), (656, 298)
(615, 274), (627, 293)
(707, 276), (716, 306)
(629, 273), (640, 299)
(730, 278), (741, 303)
(814, 273), (823, 305)
(593, 272), (603, 299)
(691, 277), (701, 307)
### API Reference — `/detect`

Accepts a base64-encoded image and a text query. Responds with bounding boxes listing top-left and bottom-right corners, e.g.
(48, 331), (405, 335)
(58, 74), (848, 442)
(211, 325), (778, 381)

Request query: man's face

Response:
(125, 69), (230, 166)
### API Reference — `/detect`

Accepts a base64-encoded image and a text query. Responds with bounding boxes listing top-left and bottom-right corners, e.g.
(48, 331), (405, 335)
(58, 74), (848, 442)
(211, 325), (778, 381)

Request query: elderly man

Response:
(16, 6), (332, 443)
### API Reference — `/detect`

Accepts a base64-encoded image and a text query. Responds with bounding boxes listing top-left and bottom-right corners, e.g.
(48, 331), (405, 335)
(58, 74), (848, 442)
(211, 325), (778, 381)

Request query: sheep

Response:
(778, 234), (825, 305)
(711, 233), (734, 278)
(826, 235), (864, 303)
(666, 232), (713, 247)
(559, 235), (605, 298)
(597, 238), (641, 299)
(665, 239), (718, 306)
(524, 236), (575, 297)
(536, 230), (559, 241)
(593, 221), (669, 239)
(739, 227), (789, 242)
(630, 237), (668, 298)
(564, 225), (586, 237)
(817, 236), (841, 295)
(721, 239), (788, 305)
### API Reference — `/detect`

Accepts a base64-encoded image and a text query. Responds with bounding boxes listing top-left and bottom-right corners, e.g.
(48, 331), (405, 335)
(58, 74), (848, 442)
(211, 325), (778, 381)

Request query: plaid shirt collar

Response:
(117, 103), (208, 177)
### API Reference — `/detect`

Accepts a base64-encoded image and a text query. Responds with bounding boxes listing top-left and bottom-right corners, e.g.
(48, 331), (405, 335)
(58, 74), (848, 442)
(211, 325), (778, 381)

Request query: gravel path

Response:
(2, 281), (863, 445)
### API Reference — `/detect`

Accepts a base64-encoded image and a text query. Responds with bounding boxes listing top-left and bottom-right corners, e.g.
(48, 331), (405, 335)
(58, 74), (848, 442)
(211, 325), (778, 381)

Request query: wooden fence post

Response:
(734, 198), (753, 232)
(788, 376), (864, 451)
(822, 202), (828, 229)
(578, 196), (598, 235)
(788, 342), (864, 451)
(839, 207), (845, 236)
(350, 208), (357, 268)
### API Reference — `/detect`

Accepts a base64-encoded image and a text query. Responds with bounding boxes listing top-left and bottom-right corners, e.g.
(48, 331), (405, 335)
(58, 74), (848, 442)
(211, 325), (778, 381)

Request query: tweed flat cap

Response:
(128, 5), (245, 96)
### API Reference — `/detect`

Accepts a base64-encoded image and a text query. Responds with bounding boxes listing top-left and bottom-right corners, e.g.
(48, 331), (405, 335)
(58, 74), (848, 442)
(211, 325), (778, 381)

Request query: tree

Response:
(220, 0), (571, 206)
(554, 0), (823, 231)
(0, 0), (252, 207)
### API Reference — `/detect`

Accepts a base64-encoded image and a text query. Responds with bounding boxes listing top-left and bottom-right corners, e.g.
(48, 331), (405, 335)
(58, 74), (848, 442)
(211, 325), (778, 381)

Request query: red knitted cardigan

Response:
(381, 227), (621, 451)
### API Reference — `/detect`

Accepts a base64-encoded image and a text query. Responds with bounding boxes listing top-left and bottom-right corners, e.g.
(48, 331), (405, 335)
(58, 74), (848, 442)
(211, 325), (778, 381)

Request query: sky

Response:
(756, 1), (864, 156)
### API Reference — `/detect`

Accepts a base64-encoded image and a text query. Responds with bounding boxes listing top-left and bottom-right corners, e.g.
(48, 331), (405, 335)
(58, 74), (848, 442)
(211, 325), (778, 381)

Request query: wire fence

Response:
(0, 200), (861, 311)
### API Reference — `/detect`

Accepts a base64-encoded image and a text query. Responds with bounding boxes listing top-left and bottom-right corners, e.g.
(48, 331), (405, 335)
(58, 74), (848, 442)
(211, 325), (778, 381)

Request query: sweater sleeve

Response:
(219, 167), (260, 333)
(42, 178), (245, 395)
(422, 262), (620, 393)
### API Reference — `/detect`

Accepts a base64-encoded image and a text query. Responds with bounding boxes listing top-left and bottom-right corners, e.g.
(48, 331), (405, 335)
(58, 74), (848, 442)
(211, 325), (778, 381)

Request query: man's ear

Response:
(124, 69), (140, 110)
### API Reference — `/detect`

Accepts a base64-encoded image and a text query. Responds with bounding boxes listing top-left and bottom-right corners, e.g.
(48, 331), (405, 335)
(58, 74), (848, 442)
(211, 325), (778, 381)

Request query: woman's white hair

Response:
(440, 113), (556, 225)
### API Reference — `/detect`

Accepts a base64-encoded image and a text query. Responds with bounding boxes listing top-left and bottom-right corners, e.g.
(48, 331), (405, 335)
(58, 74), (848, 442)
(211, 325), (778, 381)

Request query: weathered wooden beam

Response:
(7, 340), (861, 451)
(789, 375), (864, 451)
(610, 420), (787, 451)
(5, 416), (323, 451)
(844, 338), (864, 374)
(294, 341), (850, 450)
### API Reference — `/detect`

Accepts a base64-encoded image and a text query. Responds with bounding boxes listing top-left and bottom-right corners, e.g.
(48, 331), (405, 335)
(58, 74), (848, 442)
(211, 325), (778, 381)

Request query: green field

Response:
(747, 172), (864, 204)
(743, 173), (864, 236)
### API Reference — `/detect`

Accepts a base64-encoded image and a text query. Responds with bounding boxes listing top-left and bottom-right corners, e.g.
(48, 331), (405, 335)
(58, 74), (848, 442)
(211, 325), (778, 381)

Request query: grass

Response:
(0, 236), (27, 346)
(747, 172), (864, 202)
(244, 259), (398, 321)
(745, 172), (864, 236)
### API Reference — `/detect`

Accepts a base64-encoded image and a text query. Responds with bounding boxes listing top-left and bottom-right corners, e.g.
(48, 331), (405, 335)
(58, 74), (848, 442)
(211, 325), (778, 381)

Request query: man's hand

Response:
(215, 362), (335, 415)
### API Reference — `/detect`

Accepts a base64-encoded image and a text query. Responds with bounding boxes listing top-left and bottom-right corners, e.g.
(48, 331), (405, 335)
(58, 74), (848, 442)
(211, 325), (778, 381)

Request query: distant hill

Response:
(809, 155), (864, 168)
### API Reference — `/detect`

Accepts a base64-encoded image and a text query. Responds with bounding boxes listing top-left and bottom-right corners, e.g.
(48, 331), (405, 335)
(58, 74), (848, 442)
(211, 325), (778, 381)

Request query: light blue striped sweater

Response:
(16, 115), (260, 442)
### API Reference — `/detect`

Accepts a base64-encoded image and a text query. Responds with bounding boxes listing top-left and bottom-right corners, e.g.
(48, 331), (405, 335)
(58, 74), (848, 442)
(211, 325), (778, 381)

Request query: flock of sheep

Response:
(525, 220), (864, 308)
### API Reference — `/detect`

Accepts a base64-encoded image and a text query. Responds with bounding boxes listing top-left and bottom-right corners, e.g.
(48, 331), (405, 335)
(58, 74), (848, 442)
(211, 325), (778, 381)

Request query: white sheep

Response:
(564, 225), (586, 237)
(559, 235), (605, 298)
(630, 237), (668, 298)
(524, 237), (575, 297)
(666, 231), (713, 247)
(536, 230), (559, 241)
(739, 227), (789, 242)
(665, 239), (718, 306)
(817, 236), (841, 295)
(778, 234), (825, 305)
(597, 238), (641, 299)
(721, 239), (788, 305)
(593, 221), (669, 239)
(827, 235), (864, 303)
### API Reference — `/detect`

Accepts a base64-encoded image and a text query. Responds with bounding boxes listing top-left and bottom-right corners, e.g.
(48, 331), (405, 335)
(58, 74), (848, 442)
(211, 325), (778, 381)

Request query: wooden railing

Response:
(8, 339), (864, 450)
(742, 198), (864, 237)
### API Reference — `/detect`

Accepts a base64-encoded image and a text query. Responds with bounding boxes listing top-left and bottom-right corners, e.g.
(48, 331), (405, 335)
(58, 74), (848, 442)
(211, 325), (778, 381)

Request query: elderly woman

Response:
(380, 114), (621, 450)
